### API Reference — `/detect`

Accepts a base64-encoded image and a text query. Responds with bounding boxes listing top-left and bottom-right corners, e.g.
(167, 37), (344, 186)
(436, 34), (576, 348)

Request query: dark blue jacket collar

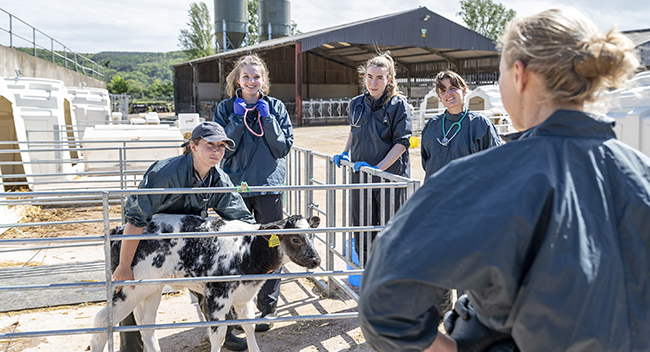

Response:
(515, 110), (616, 141)
(363, 91), (389, 109)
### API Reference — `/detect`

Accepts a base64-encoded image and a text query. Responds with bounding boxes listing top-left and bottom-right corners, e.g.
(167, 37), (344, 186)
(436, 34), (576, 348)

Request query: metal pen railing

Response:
(286, 147), (420, 299)
(0, 143), (421, 350)
(0, 135), (184, 195)
(0, 181), (413, 350)
(301, 99), (350, 119)
(0, 7), (104, 81)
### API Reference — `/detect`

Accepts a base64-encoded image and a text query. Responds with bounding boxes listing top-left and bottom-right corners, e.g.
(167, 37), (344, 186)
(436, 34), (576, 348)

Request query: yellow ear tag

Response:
(269, 234), (280, 248)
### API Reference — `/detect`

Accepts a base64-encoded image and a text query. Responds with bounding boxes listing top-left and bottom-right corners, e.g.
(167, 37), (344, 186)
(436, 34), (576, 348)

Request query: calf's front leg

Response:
(204, 295), (230, 352)
(133, 288), (163, 352)
(234, 299), (261, 352)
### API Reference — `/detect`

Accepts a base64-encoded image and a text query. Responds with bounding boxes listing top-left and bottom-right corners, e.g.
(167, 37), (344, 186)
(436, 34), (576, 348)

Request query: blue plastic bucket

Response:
(345, 238), (361, 287)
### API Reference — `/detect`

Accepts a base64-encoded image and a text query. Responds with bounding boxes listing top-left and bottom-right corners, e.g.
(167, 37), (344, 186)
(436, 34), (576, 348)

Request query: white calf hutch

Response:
(3, 77), (78, 183)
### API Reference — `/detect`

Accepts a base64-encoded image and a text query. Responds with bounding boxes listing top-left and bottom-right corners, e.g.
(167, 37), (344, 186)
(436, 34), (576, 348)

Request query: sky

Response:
(0, 0), (648, 54)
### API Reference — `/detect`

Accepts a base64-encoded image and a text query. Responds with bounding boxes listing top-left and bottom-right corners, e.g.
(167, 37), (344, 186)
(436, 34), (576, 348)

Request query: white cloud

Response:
(0, 0), (647, 54)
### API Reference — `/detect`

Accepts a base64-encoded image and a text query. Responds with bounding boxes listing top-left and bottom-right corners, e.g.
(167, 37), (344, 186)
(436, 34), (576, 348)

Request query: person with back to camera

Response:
(213, 53), (293, 334)
(421, 70), (502, 181)
(112, 121), (255, 352)
(358, 8), (649, 352)
(332, 52), (412, 267)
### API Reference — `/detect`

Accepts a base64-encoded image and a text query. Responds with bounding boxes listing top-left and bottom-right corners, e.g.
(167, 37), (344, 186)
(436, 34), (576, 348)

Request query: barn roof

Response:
(623, 28), (650, 47)
(174, 7), (499, 71)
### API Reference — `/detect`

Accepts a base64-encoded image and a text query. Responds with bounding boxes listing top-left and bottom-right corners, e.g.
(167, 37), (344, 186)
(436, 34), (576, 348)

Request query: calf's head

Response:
(261, 215), (321, 269)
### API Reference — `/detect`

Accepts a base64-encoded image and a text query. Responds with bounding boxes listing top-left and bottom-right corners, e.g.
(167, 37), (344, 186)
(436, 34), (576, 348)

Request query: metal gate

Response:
(0, 145), (420, 350)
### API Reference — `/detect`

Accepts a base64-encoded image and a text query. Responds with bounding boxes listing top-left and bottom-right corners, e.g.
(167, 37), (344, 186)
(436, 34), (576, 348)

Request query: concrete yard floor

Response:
(0, 273), (370, 352)
(0, 124), (425, 351)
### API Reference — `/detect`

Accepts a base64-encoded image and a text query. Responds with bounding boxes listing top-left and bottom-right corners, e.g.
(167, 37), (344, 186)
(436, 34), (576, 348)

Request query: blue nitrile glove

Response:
(353, 161), (378, 172)
(234, 97), (246, 116)
(256, 99), (270, 117)
(443, 294), (511, 352)
(333, 151), (350, 168)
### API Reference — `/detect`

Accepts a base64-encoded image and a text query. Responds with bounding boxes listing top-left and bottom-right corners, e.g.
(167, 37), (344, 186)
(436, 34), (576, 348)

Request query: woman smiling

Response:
(420, 70), (502, 181)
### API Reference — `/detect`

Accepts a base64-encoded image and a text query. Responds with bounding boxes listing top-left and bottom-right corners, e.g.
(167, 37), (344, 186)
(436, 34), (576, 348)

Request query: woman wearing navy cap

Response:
(113, 121), (254, 352)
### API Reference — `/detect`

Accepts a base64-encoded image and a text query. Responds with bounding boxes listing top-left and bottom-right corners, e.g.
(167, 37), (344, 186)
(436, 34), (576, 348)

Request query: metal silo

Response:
(214, 0), (248, 51)
(258, 0), (291, 42)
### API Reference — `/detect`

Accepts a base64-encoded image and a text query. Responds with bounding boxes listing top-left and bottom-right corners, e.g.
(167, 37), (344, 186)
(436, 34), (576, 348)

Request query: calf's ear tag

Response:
(269, 234), (280, 248)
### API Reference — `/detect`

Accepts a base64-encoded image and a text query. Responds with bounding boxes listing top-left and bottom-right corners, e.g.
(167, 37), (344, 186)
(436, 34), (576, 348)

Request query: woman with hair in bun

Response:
(359, 8), (649, 352)
(332, 52), (412, 266)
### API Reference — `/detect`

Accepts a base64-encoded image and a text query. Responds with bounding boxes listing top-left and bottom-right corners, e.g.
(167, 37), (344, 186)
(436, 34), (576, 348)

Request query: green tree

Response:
(126, 79), (145, 97)
(178, 2), (215, 60)
(246, 0), (259, 45)
(457, 0), (516, 40)
(290, 20), (302, 36)
(107, 75), (129, 94)
(144, 79), (174, 99)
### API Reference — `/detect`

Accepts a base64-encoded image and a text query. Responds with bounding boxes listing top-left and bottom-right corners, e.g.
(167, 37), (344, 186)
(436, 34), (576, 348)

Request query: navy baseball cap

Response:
(183, 121), (235, 148)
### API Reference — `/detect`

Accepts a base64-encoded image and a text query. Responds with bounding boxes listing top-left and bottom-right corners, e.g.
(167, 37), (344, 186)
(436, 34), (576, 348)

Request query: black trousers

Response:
(243, 194), (284, 314)
(350, 173), (406, 266)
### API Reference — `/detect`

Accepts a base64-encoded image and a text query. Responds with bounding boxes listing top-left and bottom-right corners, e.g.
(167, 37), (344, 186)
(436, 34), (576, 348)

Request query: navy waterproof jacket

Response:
(359, 110), (650, 352)
(421, 110), (502, 180)
(214, 95), (293, 197)
(348, 92), (411, 177)
(125, 153), (254, 227)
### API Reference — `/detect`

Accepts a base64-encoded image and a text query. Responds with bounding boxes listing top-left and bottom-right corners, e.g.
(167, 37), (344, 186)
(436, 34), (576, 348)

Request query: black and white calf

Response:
(90, 214), (321, 352)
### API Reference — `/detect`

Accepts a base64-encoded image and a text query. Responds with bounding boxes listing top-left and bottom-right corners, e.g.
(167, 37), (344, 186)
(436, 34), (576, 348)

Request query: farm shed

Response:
(623, 28), (650, 70)
(173, 6), (500, 124)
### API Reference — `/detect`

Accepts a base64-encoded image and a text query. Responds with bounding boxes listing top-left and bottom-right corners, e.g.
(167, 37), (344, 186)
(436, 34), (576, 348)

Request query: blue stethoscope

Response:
(350, 95), (389, 127)
(350, 100), (365, 127)
(437, 109), (469, 146)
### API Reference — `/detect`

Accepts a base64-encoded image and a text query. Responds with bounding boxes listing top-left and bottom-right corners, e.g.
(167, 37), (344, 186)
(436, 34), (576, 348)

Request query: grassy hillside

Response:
(11, 48), (187, 101)
(88, 51), (187, 101)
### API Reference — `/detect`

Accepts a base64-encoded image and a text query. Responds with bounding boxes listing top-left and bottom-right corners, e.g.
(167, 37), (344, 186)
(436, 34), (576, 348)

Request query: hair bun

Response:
(573, 41), (617, 78)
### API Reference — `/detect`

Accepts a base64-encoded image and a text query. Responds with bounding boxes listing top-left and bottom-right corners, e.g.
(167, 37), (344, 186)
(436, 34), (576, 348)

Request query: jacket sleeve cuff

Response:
(394, 137), (411, 148)
(124, 216), (148, 229)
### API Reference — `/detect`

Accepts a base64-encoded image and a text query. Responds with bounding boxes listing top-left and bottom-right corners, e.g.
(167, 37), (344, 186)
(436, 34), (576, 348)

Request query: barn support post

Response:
(406, 69), (412, 98)
(190, 62), (199, 112)
(295, 42), (303, 126)
(219, 58), (226, 101)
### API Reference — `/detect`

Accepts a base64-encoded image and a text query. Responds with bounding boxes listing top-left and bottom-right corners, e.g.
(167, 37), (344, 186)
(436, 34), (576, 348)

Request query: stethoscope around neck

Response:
(235, 87), (265, 137)
(350, 92), (390, 128)
(437, 108), (469, 147)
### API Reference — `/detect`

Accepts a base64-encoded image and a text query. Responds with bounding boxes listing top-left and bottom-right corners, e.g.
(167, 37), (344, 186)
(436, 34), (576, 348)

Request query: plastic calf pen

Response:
(0, 143), (420, 350)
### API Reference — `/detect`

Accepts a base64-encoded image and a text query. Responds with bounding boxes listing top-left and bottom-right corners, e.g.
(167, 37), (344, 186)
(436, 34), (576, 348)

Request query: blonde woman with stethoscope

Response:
(333, 52), (412, 267)
(213, 53), (293, 350)
(420, 70), (502, 181)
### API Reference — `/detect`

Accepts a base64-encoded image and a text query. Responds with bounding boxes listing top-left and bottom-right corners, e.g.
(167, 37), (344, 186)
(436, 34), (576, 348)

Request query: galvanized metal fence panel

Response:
(0, 145), (421, 350)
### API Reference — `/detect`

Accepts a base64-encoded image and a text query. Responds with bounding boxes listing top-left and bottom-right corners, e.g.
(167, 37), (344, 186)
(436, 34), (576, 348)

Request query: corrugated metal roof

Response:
(623, 29), (650, 47)
(174, 7), (498, 68)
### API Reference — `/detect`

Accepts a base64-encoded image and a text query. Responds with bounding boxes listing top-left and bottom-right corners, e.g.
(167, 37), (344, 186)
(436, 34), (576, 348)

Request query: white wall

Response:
(0, 45), (105, 88)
